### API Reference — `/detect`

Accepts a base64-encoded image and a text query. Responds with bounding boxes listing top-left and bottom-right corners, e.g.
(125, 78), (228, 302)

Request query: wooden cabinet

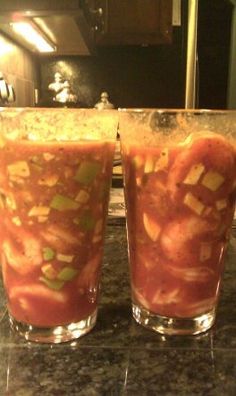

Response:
(83, 0), (173, 46)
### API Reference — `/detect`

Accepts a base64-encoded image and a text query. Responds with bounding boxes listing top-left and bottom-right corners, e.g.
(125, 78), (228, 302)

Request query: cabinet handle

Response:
(80, 1), (104, 32)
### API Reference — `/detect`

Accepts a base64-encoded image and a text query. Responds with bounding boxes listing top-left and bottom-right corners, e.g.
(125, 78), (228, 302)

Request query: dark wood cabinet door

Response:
(94, 0), (173, 45)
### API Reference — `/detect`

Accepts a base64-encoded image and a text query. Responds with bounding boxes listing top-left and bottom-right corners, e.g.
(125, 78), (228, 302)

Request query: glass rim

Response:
(118, 107), (236, 114)
(0, 107), (118, 143)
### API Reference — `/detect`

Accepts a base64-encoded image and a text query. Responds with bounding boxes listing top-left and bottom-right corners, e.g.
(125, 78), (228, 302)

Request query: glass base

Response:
(132, 303), (216, 336)
(9, 310), (97, 343)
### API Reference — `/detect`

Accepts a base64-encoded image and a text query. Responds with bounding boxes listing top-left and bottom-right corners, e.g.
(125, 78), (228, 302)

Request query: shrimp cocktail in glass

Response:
(0, 108), (117, 343)
(119, 109), (236, 335)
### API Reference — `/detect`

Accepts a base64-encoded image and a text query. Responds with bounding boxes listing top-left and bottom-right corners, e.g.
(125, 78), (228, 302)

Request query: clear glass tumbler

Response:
(0, 108), (118, 343)
(119, 109), (236, 335)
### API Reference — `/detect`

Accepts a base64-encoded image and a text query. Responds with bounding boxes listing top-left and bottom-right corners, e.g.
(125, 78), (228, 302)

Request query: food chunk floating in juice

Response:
(119, 109), (236, 335)
(0, 108), (117, 343)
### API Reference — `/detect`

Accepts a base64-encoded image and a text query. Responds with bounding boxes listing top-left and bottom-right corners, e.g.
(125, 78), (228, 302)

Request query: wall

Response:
(0, 32), (39, 107)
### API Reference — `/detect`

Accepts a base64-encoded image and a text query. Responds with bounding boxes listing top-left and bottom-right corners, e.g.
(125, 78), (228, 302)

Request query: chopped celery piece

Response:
(43, 247), (55, 261)
(74, 211), (96, 231)
(74, 161), (101, 185)
(57, 267), (78, 281)
(39, 276), (64, 290)
(50, 194), (80, 211)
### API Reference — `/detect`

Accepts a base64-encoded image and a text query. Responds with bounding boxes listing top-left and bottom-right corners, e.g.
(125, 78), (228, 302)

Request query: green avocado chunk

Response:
(50, 194), (80, 211)
(74, 161), (101, 185)
(74, 210), (96, 231)
(42, 247), (55, 261)
(39, 276), (64, 290)
(57, 267), (78, 281)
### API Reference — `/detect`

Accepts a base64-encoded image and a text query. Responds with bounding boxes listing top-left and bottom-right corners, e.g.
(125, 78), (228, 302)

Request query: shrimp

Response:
(2, 231), (42, 275)
(167, 133), (236, 201)
(77, 252), (102, 290)
(40, 224), (81, 252)
(160, 215), (215, 265)
(165, 264), (215, 283)
(182, 297), (216, 317)
(9, 283), (68, 327)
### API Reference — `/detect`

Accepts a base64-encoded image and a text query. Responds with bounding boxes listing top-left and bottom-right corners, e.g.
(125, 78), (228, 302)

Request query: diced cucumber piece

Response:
(94, 219), (103, 234)
(41, 263), (57, 280)
(43, 153), (55, 161)
(31, 164), (43, 173)
(154, 148), (169, 171)
(7, 161), (30, 178)
(200, 243), (212, 262)
(183, 163), (205, 185)
(28, 206), (50, 217)
(57, 267), (78, 281)
(12, 216), (22, 226)
(183, 192), (205, 215)
(38, 174), (59, 187)
(132, 155), (144, 169)
(216, 199), (227, 211)
(43, 247), (55, 261)
(74, 161), (101, 185)
(39, 276), (64, 290)
(201, 171), (225, 191)
(57, 254), (74, 263)
(6, 195), (17, 210)
(144, 156), (155, 173)
(50, 194), (80, 211)
(74, 210), (96, 231)
(75, 190), (90, 204)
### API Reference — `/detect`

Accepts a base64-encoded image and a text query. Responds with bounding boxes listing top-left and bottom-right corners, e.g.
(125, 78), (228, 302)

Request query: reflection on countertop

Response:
(1, 224), (236, 395)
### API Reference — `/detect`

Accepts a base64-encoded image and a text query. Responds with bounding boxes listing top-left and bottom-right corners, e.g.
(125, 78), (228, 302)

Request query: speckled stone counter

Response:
(1, 223), (236, 396)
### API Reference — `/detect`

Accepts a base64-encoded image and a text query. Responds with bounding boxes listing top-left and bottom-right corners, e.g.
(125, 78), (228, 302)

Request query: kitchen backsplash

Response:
(39, 45), (186, 109)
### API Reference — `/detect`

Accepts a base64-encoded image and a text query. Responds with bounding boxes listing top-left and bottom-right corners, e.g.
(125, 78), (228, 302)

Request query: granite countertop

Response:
(1, 221), (236, 396)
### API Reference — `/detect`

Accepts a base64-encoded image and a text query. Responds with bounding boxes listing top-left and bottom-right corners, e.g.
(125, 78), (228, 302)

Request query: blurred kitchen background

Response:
(0, 0), (235, 110)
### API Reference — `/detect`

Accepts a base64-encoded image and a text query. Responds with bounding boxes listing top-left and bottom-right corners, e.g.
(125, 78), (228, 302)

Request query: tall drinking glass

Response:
(0, 108), (118, 343)
(119, 109), (236, 335)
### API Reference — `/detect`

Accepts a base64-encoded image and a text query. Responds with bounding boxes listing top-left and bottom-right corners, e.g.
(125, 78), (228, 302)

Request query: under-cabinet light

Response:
(10, 22), (55, 53)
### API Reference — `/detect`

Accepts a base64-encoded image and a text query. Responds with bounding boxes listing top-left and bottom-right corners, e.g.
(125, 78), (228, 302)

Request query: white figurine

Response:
(95, 92), (114, 110)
